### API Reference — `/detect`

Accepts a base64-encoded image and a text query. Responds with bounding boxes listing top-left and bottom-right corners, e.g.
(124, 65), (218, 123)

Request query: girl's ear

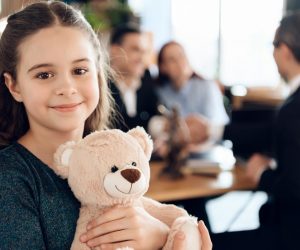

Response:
(3, 72), (23, 102)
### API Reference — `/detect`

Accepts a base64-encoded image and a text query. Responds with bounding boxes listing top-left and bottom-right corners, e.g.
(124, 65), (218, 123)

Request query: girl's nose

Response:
(55, 75), (77, 96)
(55, 87), (77, 97)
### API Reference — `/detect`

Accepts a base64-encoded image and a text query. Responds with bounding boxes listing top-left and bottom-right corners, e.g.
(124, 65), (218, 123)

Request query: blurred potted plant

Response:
(82, 0), (139, 32)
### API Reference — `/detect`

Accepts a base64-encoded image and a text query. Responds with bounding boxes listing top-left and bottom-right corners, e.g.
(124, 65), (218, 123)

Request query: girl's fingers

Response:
(87, 206), (132, 230)
(86, 229), (136, 247)
(198, 221), (213, 250)
(82, 206), (168, 249)
(81, 217), (129, 242)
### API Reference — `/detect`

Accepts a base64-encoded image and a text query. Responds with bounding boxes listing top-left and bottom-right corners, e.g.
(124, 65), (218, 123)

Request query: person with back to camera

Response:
(155, 41), (229, 151)
(212, 11), (300, 250)
(0, 1), (212, 249)
(109, 24), (159, 132)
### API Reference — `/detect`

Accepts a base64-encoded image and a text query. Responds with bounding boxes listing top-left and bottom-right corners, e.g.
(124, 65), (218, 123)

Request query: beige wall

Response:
(0, 0), (36, 19)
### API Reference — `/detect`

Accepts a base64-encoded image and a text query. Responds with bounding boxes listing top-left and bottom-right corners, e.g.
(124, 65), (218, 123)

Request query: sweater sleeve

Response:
(0, 163), (46, 250)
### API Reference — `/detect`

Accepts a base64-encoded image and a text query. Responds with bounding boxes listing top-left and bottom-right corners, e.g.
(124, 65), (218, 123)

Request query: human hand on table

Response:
(185, 114), (209, 144)
(246, 153), (272, 185)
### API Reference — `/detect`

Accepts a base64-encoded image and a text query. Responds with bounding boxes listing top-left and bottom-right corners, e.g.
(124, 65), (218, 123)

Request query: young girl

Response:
(0, 1), (211, 249)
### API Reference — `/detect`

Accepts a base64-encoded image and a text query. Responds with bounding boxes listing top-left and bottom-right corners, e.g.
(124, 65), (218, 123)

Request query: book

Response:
(182, 145), (236, 175)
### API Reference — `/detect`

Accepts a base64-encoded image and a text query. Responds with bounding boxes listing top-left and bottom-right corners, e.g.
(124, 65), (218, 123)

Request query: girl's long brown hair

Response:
(0, 1), (115, 146)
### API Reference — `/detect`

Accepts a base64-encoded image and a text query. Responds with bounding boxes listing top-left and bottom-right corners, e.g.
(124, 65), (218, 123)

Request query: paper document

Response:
(182, 145), (236, 175)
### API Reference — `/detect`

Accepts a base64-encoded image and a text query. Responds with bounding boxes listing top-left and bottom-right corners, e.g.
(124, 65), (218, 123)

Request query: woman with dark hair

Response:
(156, 41), (229, 148)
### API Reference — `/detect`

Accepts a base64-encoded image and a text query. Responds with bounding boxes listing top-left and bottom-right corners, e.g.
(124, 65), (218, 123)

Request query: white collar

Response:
(288, 74), (300, 96)
(115, 79), (141, 117)
(117, 79), (141, 93)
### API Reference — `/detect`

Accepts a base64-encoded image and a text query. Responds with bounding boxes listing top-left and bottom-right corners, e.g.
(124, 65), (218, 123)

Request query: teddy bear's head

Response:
(53, 127), (153, 207)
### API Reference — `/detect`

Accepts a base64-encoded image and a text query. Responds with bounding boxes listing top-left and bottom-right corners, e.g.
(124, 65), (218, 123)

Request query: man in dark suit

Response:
(109, 25), (159, 132)
(212, 11), (300, 250)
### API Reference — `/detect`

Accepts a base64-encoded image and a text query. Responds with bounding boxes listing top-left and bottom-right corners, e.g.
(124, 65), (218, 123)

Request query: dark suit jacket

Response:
(258, 86), (300, 249)
(109, 75), (159, 132)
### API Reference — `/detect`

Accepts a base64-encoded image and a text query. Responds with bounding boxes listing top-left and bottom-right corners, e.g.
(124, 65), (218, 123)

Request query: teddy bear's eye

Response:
(132, 162), (137, 166)
(111, 165), (119, 173)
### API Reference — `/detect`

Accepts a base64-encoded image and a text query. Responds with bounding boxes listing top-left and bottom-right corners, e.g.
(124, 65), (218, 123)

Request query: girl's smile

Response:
(50, 102), (83, 113)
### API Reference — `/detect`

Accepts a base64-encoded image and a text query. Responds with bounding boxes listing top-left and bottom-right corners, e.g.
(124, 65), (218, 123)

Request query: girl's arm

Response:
(0, 166), (46, 249)
(80, 205), (169, 250)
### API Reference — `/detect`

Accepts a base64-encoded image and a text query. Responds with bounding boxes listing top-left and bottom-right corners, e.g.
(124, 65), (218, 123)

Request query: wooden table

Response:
(232, 86), (286, 110)
(146, 162), (255, 202)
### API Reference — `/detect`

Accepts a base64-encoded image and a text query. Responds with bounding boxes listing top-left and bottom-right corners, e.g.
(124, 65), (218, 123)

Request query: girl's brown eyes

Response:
(35, 68), (88, 79)
(73, 68), (88, 75)
(36, 72), (54, 80)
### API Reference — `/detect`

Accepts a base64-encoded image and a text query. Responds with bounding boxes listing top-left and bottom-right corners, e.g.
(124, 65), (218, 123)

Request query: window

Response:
(172, 0), (220, 80)
(218, 0), (284, 86)
(129, 0), (285, 87)
(0, 19), (7, 34)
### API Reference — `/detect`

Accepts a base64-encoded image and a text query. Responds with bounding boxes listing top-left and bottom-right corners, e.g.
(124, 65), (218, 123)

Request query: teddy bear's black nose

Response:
(121, 169), (141, 183)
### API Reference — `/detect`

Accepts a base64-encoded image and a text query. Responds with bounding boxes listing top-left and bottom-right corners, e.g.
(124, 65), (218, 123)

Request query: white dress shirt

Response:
(288, 74), (300, 96)
(116, 80), (141, 117)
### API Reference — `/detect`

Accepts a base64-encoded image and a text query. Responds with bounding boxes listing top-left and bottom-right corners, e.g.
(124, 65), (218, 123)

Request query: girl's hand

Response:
(172, 221), (212, 250)
(80, 205), (169, 250)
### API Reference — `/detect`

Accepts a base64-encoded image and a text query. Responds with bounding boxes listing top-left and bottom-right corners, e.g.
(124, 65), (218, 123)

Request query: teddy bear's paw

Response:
(172, 216), (197, 230)
(163, 216), (202, 250)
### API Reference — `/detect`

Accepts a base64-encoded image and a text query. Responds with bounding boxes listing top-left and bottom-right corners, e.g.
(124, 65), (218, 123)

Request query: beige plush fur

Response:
(53, 127), (201, 250)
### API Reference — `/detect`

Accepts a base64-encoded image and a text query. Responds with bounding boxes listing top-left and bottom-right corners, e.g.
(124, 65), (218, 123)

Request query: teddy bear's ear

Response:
(128, 126), (153, 160)
(53, 141), (76, 179)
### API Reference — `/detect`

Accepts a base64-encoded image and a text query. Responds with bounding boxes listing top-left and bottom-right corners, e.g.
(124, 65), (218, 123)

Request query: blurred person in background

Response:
(155, 41), (229, 151)
(148, 41), (230, 231)
(109, 24), (159, 132)
(212, 10), (300, 250)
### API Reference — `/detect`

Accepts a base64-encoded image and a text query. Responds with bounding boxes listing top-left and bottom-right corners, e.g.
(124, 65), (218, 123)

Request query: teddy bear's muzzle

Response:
(121, 169), (141, 183)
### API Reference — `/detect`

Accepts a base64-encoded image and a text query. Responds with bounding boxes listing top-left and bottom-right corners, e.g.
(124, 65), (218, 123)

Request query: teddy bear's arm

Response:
(141, 196), (189, 227)
(141, 197), (202, 250)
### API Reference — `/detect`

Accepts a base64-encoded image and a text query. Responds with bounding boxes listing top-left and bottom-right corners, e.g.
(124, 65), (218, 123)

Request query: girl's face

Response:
(6, 25), (99, 136)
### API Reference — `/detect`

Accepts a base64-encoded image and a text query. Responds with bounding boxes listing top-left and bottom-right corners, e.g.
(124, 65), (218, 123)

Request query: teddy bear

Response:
(53, 127), (201, 250)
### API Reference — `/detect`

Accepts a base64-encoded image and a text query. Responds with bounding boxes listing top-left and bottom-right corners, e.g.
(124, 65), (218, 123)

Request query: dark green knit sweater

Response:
(0, 142), (80, 249)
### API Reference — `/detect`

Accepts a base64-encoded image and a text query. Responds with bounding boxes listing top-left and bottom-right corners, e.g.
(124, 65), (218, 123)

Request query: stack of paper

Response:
(182, 145), (236, 175)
